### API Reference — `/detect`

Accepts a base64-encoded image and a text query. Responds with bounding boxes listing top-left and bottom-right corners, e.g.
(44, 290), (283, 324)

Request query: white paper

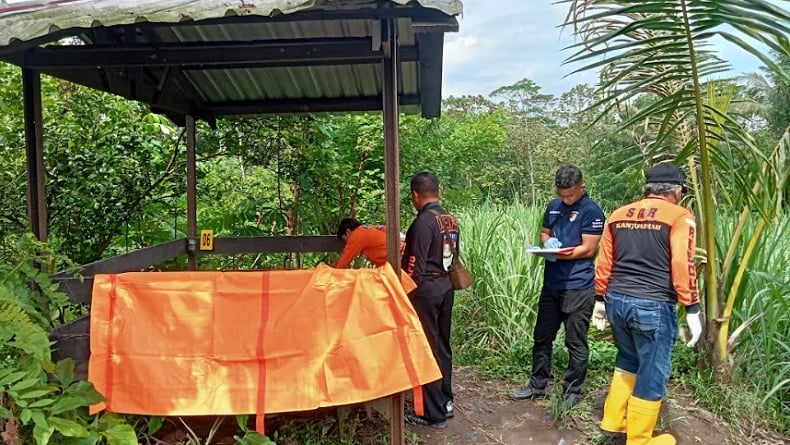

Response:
(527, 247), (573, 254)
(526, 246), (574, 257)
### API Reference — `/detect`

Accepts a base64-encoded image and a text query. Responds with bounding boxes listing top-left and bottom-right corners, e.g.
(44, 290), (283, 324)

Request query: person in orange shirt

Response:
(334, 218), (404, 268)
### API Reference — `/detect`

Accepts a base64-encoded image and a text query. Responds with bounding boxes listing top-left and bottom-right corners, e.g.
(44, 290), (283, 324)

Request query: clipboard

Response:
(527, 246), (574, 258)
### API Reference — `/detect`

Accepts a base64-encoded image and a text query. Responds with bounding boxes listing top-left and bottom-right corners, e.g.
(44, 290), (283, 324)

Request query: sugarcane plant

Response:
(559, 0), (789, 377)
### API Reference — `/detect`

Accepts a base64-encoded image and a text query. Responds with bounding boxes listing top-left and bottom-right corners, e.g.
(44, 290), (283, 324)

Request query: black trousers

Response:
(529, 287), (595, 394)
(410, 287), (454, 423)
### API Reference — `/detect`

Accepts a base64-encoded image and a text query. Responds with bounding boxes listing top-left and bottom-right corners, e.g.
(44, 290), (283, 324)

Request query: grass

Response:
(453, 202), (545, 366)
(710, 212), (790, 434)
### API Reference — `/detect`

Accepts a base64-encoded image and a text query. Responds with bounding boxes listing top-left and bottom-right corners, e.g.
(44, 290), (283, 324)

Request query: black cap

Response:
(646, 163), (687, 191)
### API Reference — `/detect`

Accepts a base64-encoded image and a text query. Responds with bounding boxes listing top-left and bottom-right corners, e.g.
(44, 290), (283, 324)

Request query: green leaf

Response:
(48, 396), (88, 415)
(17, 387), (56, 399)
(33, 423), (55, 445)
(19, 408), (32, 424)
(40, 361), (55, 374)
(0, 367), (14, 380)
(97, 412), (127, 429)
(0, 406), (13, 419)
(235, 414), (249, 432)
(10, 377), (41, 393)
(233, 432), (276, 445)
(27, 398), (56, 408)
(147, 416), (164, 436)
(0, 370), (27, 386)
(31, 410), (47, 429)
(55, 359), (75, 388)
(49, 416), (90, 437)
(103, 424), (138, 445)
(65, 381), (105, 405)
(59, 436), (101, 445)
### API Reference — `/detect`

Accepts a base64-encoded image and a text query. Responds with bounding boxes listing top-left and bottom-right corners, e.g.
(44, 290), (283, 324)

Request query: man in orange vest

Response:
(594, 163), (703, 445)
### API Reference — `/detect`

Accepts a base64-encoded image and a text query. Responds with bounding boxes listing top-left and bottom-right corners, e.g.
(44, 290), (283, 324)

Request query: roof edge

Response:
(0, 0), (463, 46)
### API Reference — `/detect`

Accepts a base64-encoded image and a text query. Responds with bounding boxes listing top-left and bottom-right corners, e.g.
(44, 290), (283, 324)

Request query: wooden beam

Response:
(206, 95), (420, 116)
(50, 316), (90, 380)
(52, 236), (344, 303)
(52, 239), (188, 303)
(186, 115), (197, 270)
(54, 278), (95, 304)
(416, 33), (444, 119)
(382, 18), (405, 445)
(22, 68), (47, 243)
(135, 26), (209, 112)
(43, 66), (199, 116)
(52, 240), (188, 278)
(21, 39), (418, 70)
(202, 235), (343, 255)
(182, 45), (418, 71)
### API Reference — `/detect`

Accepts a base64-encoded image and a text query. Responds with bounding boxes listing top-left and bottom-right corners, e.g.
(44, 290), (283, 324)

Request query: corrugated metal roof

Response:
(0, 0), (461, 119)
(143, 18), (419, 105)
(0, 0), (461, 45)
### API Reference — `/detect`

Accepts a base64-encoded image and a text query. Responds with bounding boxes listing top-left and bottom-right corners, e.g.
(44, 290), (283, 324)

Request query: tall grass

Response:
(454, 202), (546, 362)
(724, 214), (790, 433)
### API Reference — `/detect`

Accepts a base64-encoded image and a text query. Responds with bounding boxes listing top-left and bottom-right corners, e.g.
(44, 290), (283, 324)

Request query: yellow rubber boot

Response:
(626, 396), (676, 445)
(600, 368), (636, 433)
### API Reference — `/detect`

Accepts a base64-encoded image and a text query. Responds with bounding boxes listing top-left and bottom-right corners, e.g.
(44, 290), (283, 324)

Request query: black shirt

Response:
(401, 202), (457, 297)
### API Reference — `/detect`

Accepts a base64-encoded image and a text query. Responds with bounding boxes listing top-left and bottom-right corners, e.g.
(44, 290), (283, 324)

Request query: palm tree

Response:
(559, 0), (789, 376)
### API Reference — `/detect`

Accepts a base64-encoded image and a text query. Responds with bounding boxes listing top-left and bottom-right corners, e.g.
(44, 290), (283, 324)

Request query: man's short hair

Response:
(643, 183), (682, 197)
(555, 165), (583, 189)
(646, 163), (687, 192)
(410, 171), (440, 196)
(336, 218), (361, 239)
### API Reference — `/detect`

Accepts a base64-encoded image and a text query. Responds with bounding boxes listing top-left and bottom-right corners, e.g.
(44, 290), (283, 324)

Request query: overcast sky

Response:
(441, 0), (770, 99)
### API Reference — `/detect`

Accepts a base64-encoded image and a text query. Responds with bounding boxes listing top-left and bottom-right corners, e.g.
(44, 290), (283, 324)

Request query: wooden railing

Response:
(51, 236), (344, 379)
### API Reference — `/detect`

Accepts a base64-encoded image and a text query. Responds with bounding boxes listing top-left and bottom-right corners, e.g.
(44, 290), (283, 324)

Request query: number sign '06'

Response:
(200, 230), (214, 251)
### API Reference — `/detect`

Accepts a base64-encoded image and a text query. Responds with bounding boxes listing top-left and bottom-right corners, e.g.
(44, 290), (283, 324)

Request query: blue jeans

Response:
(605, 291), (677, 401)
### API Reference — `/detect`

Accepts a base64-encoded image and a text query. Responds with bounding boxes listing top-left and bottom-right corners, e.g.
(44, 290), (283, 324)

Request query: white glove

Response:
(685, 312), (703, 347)
(592, 300), (608, 330)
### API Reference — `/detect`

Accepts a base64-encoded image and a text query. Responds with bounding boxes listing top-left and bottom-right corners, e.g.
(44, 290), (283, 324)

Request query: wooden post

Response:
(186, 115), (197, 270)
(22, 68), (48, 243)
(382, 17), (405, 445)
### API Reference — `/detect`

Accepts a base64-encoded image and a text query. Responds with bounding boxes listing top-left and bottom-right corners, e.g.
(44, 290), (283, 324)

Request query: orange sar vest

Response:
(595, 197), (700, 308)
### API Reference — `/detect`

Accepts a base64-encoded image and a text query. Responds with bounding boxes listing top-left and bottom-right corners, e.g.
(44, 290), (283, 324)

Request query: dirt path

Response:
(408, 366), (787, 445)
(153, 365), (787, 444)
(409, 366), (582, 445)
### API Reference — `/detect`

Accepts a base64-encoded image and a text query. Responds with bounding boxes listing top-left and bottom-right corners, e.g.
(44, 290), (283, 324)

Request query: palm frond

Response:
(559, 0), (790, 370)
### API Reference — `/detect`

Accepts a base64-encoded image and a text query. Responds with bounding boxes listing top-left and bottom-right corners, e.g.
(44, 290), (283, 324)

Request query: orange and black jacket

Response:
(594, 197), (700, 312)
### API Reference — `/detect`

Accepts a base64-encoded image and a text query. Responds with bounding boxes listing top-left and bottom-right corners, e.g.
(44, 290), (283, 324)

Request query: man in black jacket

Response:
(402, 171), (459, 429)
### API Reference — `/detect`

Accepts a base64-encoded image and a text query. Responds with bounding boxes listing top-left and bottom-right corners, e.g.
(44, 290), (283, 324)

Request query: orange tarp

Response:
(88, 264), (440, 421)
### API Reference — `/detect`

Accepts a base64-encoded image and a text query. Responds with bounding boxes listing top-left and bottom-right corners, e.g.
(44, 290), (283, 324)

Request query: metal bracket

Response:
(187, 237), (197, 255)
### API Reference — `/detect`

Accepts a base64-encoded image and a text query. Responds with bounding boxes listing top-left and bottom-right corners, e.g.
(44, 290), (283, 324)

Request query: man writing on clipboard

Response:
(511, 164), (605, 409)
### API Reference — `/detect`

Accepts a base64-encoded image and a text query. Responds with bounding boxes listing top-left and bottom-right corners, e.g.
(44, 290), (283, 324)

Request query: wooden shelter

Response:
(0, 0), (462, 442)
